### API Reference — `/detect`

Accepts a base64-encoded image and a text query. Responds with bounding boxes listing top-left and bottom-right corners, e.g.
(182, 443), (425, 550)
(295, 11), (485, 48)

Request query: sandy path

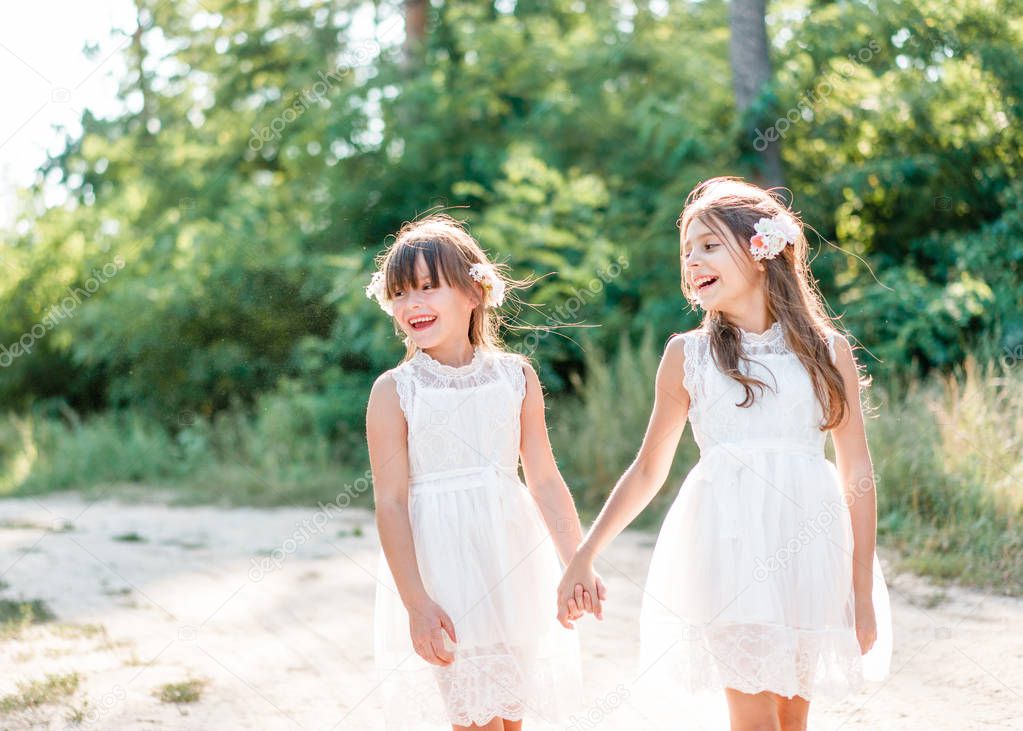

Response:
(0, 492), (1020, 730)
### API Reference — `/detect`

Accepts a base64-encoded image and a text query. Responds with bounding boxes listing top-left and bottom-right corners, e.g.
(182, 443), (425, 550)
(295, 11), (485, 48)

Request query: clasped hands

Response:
(555, 548), (608, 629)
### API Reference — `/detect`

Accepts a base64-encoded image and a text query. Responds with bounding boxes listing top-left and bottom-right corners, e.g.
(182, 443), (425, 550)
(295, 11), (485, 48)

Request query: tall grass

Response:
(550, 335), (1023, 594)
(871, 356), (1023, 593)
(0, 387), (370, 507)
(549, 330), (699, 529)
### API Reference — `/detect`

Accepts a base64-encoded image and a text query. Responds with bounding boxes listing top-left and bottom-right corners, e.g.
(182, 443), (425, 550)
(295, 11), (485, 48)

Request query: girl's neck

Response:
(721, 299), (775, 336)
(420, 340), (477, 368)
(727, 315), (776, 336)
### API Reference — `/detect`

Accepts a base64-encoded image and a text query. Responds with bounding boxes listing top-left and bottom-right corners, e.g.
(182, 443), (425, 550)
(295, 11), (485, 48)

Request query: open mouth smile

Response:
(694, 275), (719, 293)
(408, 314), (437, 331)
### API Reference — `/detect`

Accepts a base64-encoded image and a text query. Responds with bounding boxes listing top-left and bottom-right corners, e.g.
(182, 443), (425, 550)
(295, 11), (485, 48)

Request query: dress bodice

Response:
(390, 347), (526, 483)
(679, 322), (839, 457)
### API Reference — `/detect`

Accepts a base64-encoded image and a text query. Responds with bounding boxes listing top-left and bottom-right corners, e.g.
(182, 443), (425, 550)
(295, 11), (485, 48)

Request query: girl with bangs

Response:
(365, 215), (596, 730)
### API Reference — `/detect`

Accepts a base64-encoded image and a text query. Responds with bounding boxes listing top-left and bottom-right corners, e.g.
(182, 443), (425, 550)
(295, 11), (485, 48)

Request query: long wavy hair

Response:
(677, 177), (861, 431)
(375, 214), (522, 364)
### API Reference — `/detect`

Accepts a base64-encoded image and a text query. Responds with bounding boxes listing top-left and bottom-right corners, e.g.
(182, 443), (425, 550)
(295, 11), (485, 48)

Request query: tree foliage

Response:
(1, 0), (1020, 430)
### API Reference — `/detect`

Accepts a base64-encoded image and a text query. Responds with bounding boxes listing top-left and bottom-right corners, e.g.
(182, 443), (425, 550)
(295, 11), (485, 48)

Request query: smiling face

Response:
(389, 253), (480, 350)
(682, 215), (765, 314)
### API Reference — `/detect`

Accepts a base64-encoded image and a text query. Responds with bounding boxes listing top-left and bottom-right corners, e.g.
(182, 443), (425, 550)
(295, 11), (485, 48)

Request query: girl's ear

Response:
(464, 283), (484, 309)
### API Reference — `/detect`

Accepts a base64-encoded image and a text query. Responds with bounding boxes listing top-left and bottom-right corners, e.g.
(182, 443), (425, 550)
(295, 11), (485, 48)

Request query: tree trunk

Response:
(132, 0), (151, 126)
(403, 0), (427, 67)
(729, 0), (784, 187)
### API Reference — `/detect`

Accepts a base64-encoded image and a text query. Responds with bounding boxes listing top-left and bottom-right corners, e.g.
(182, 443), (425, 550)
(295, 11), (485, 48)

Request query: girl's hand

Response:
(408, 597), (458, 666)
(556, 552), (608, 628)
(855, 595), (877, 655)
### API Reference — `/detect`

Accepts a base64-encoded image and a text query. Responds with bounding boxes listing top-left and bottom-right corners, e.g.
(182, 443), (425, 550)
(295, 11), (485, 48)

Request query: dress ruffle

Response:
(638, 443), (893, 701)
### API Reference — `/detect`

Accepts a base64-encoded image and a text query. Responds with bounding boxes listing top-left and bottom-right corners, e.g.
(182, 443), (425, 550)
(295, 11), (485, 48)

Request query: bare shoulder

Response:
(370, 370), (397, 395)
(664, 328), (703, 361)
(827, 329), (856, 363)
(830, 329), (853, 352)
(367, 371), (402, 414)
(660, 330), (701, 392)
(826, 330), (864, 390)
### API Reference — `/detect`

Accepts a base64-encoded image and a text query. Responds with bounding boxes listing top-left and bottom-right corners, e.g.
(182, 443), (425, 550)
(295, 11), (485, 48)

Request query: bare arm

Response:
(367, 373), (456, 665)
(577, 334), (690, 559)
(518, 360), (584, 567)
(556, 334), (691, 625)
(829, 334), (879, 653)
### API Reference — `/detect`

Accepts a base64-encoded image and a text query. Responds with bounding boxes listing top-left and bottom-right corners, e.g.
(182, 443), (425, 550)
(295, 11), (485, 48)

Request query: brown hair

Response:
(677, 176), (862, 431)
(376, 214), (519, 363)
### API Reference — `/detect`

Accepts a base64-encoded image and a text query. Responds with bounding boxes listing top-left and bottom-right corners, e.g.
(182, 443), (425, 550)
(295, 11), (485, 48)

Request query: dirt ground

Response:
(1, 491), (1021, 729)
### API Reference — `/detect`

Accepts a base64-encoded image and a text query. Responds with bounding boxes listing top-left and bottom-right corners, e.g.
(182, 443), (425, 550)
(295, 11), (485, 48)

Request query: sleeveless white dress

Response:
(639, 323), (893, 701)
(373, 347), (583, 730)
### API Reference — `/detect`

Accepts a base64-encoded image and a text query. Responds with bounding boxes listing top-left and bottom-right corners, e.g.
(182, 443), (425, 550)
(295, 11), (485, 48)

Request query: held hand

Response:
(556, 553), (608, 629)
(855, 595), (877, 655)
(408, 597), (458, 666)
(576, 576), (605, 621)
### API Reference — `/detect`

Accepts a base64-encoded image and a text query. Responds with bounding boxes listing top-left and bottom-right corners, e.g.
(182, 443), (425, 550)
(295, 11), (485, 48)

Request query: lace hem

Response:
(641, 621), (865, 701)
(379, 649), (581, 728)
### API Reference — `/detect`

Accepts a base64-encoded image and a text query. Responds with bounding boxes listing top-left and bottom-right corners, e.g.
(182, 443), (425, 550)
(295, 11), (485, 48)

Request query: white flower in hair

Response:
(468, 263), (506, 307)
(749, 213), (801, 261)
(365, 271), (394, 315)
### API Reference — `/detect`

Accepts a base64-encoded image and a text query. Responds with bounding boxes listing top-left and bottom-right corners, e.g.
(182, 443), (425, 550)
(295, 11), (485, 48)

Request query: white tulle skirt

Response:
(638, 444), (893, 701)
(374, 467), (583, 730)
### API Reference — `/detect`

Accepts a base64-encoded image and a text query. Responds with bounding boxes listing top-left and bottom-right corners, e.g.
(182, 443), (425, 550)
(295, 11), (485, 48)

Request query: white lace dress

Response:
(374, 347), (583, 730)
(638, 323), (893, 701)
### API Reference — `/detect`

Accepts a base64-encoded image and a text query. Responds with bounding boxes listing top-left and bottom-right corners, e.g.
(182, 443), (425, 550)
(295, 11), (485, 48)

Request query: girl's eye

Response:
(704, 242), (718, 250)
(393, 290), (405, 298)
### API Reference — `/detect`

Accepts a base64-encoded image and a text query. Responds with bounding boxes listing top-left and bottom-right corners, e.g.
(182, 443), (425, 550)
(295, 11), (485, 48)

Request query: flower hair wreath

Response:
(365, 263), (506, 315)
(468, 263), (507, 307)
(749, 213), (800, 261)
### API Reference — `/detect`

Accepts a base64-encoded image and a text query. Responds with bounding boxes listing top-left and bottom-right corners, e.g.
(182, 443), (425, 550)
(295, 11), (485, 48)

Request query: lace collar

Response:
(738, 321), (783, 344)
(410, 346), (485, 377)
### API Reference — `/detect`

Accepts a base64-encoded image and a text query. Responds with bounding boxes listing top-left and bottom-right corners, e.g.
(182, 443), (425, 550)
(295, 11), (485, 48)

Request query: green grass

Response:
(154, 678), (207, 704)
(112, 531), (147, 543)
(48, 622), (107, 640)
(0, 672), (80, 714)
(0, 599), (56, 640)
